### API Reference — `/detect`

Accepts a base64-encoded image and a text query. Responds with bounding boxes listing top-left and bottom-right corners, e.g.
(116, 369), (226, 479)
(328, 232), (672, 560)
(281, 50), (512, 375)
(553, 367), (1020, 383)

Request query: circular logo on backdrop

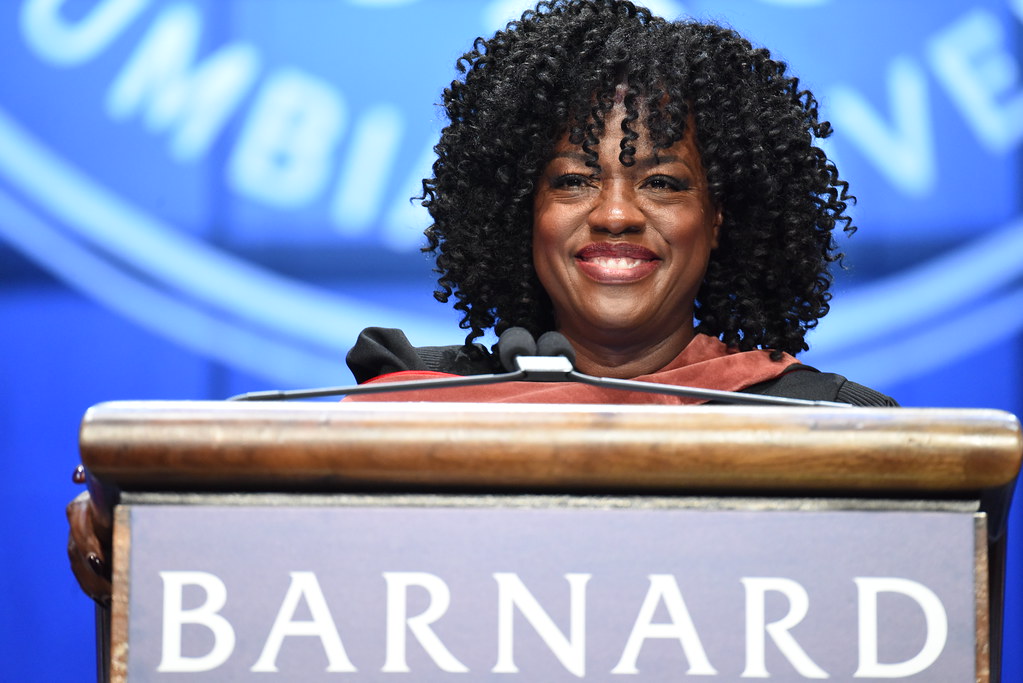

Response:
(0, 0), (1020, 388)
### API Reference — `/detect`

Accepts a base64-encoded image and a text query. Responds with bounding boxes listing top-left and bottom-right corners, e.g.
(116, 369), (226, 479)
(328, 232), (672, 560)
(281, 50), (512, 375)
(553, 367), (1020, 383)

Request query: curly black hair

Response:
(422, 0), (854, 357)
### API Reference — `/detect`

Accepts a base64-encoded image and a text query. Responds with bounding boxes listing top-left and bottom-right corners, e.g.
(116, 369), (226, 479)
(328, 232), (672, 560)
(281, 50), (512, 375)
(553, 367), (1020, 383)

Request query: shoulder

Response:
(345, 327), (499, 383)
(742, 365), (899, 407)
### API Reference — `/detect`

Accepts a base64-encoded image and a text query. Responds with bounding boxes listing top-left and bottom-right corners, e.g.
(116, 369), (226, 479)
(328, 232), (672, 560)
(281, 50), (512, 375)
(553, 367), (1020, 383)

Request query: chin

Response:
(580, 315), (659, 341)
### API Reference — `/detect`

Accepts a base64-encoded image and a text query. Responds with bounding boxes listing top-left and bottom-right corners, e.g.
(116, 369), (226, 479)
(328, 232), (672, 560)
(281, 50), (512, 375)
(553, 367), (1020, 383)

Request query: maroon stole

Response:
(344, 334), (800, 405)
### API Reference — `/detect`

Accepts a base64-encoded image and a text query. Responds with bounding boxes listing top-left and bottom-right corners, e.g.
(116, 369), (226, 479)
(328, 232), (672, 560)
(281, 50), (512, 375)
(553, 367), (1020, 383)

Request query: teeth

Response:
(590, 257), (644, 269)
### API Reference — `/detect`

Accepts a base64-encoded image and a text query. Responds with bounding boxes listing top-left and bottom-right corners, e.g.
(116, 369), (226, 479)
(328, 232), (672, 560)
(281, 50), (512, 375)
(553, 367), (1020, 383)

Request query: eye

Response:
(643, 175), (690, 191)
(549, 173), (594, 189)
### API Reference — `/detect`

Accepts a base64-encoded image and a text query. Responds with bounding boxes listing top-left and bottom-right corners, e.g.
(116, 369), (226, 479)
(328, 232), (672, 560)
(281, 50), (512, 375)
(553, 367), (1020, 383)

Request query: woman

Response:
(345, 0), (895, 406)
(68, 0), (894, 604)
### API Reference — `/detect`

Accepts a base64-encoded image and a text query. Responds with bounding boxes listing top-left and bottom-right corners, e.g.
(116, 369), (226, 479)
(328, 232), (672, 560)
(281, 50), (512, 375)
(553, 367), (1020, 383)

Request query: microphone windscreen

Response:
(536, 331), (576, 366)
(498, 327), (537, 371)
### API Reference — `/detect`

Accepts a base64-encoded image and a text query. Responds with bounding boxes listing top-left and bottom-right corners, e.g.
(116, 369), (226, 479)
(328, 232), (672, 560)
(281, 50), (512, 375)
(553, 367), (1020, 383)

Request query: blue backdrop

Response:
(1, 0), (1021, 679)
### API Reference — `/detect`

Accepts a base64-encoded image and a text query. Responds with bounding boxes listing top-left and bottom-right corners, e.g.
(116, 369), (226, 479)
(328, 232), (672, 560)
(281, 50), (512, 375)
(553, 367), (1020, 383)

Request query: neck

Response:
(561, 327), (698, 379)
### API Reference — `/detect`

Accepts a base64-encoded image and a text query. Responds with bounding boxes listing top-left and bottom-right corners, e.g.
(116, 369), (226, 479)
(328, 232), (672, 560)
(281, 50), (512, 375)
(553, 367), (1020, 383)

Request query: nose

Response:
(587, 182), (644, 234)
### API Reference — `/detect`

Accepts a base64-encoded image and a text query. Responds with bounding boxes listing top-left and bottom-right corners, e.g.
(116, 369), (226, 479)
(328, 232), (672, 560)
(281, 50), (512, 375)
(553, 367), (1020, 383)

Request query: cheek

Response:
(531, 228), (557, 291)
(531, 219), (553, 290)
(531, 219), (579, 310)
(660, 209), (714, 248)
(531, 206), (564, 269)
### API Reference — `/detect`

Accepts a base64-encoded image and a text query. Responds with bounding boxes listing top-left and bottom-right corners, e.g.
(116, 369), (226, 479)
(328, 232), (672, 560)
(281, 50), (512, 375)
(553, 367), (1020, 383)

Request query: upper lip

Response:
(575, 242), (659, 260)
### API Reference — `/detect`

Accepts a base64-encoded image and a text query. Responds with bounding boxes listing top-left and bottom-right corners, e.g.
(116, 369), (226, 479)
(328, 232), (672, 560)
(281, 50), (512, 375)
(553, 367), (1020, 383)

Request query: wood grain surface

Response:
(79, 401), (1022, 494)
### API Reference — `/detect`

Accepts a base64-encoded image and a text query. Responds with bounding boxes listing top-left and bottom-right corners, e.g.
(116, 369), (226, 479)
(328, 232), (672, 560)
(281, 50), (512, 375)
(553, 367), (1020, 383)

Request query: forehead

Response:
(550, 115), (701, 167)
(554, 96), (697, 153)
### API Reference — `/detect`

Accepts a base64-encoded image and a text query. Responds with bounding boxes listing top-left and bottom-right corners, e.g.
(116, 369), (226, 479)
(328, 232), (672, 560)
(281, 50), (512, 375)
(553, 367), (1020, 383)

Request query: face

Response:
(532, 109), (722, 351)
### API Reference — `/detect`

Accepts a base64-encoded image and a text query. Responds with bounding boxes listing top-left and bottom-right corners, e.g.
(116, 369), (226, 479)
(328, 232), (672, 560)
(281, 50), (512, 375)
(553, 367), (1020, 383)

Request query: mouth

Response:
(574, 243), (660, 282)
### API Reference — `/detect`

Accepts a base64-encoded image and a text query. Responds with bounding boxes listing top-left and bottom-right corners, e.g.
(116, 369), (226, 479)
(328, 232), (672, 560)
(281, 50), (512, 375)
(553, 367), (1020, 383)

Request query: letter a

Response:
(612, 575), (716, 675)
(251, 571), (356, 672)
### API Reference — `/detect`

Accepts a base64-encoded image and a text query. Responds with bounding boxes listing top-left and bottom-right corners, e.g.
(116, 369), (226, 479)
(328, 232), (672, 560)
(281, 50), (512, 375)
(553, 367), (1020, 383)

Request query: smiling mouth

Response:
(585, 256), (649, 269)
(575, 243), (660, 282)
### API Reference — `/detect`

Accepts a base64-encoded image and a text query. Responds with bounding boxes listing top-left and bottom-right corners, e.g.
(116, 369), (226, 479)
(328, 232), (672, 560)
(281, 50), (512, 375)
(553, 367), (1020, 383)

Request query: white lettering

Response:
(741, 577), (828, 679)
(331, 104), (404, 233)
(927, 9), (1023, 153)
(492, 572), (590, 678)
(854, 577), (948, 678)
(157, 570), (236, 673)
(612, 574), (717, 676)
(20, 0), (147, 66)
(829, 56), (934, 196)
(228, 68), (346, 206)
(382, 572), (468, 673)
(105, 4), (259, 161)
(250, 571), (356, 672)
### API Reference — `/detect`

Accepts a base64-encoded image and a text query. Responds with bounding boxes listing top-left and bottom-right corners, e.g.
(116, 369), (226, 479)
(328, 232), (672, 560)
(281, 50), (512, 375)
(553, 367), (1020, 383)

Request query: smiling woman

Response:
(344, 0), (896, 407)
(532, 110), (722, 378)
(67, 0), (898, 609)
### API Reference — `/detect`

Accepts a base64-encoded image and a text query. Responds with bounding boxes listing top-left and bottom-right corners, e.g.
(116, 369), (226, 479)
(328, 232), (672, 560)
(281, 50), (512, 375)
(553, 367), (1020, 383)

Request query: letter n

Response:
(492, 573), (590, 678)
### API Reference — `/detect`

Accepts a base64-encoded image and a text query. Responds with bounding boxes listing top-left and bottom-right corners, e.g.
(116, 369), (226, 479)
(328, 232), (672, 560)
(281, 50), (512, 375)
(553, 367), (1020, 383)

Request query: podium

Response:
(79, 401), (1022, 682)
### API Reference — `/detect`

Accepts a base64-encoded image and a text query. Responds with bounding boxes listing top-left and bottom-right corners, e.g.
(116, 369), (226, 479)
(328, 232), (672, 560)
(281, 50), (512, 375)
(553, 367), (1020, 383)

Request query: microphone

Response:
(536, 331), (576, 364)
(498, 327), (538, 372)
(228, 329), (850, 407)
(501, 329), (851, 407)
(229, 327), (542, 401)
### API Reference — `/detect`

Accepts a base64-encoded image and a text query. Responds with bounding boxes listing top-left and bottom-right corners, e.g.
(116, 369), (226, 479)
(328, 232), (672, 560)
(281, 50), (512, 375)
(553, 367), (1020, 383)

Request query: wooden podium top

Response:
(79, 401), (1022, 495)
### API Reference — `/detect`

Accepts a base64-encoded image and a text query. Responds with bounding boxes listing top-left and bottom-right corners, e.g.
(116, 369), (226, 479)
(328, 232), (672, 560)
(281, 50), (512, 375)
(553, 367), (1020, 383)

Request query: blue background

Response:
(1, 0), (1021, 679)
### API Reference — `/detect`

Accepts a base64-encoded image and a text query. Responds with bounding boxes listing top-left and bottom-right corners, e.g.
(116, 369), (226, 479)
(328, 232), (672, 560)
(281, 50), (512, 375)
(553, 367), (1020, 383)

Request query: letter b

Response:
(157, 571), (236, 672)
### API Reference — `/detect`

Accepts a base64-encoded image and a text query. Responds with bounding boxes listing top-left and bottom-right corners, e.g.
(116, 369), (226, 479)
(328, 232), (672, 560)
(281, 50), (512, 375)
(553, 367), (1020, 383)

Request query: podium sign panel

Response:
(116, 497), (982, 681)
(82, 402), (1021, 682)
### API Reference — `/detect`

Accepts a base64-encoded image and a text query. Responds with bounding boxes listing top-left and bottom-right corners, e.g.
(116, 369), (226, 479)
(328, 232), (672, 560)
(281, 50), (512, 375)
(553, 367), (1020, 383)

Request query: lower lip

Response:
(575, 258), (659, 283)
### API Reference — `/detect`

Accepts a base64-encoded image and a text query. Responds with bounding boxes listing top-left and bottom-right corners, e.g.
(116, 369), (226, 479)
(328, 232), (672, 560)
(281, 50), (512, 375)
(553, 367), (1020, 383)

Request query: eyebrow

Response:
(549, 151), (691, 171)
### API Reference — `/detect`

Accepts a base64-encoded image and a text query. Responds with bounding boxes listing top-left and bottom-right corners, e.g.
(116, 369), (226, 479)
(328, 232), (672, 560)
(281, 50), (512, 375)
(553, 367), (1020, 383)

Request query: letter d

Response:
(854, 577), (947, 678)
(157, 571), (236, 672)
